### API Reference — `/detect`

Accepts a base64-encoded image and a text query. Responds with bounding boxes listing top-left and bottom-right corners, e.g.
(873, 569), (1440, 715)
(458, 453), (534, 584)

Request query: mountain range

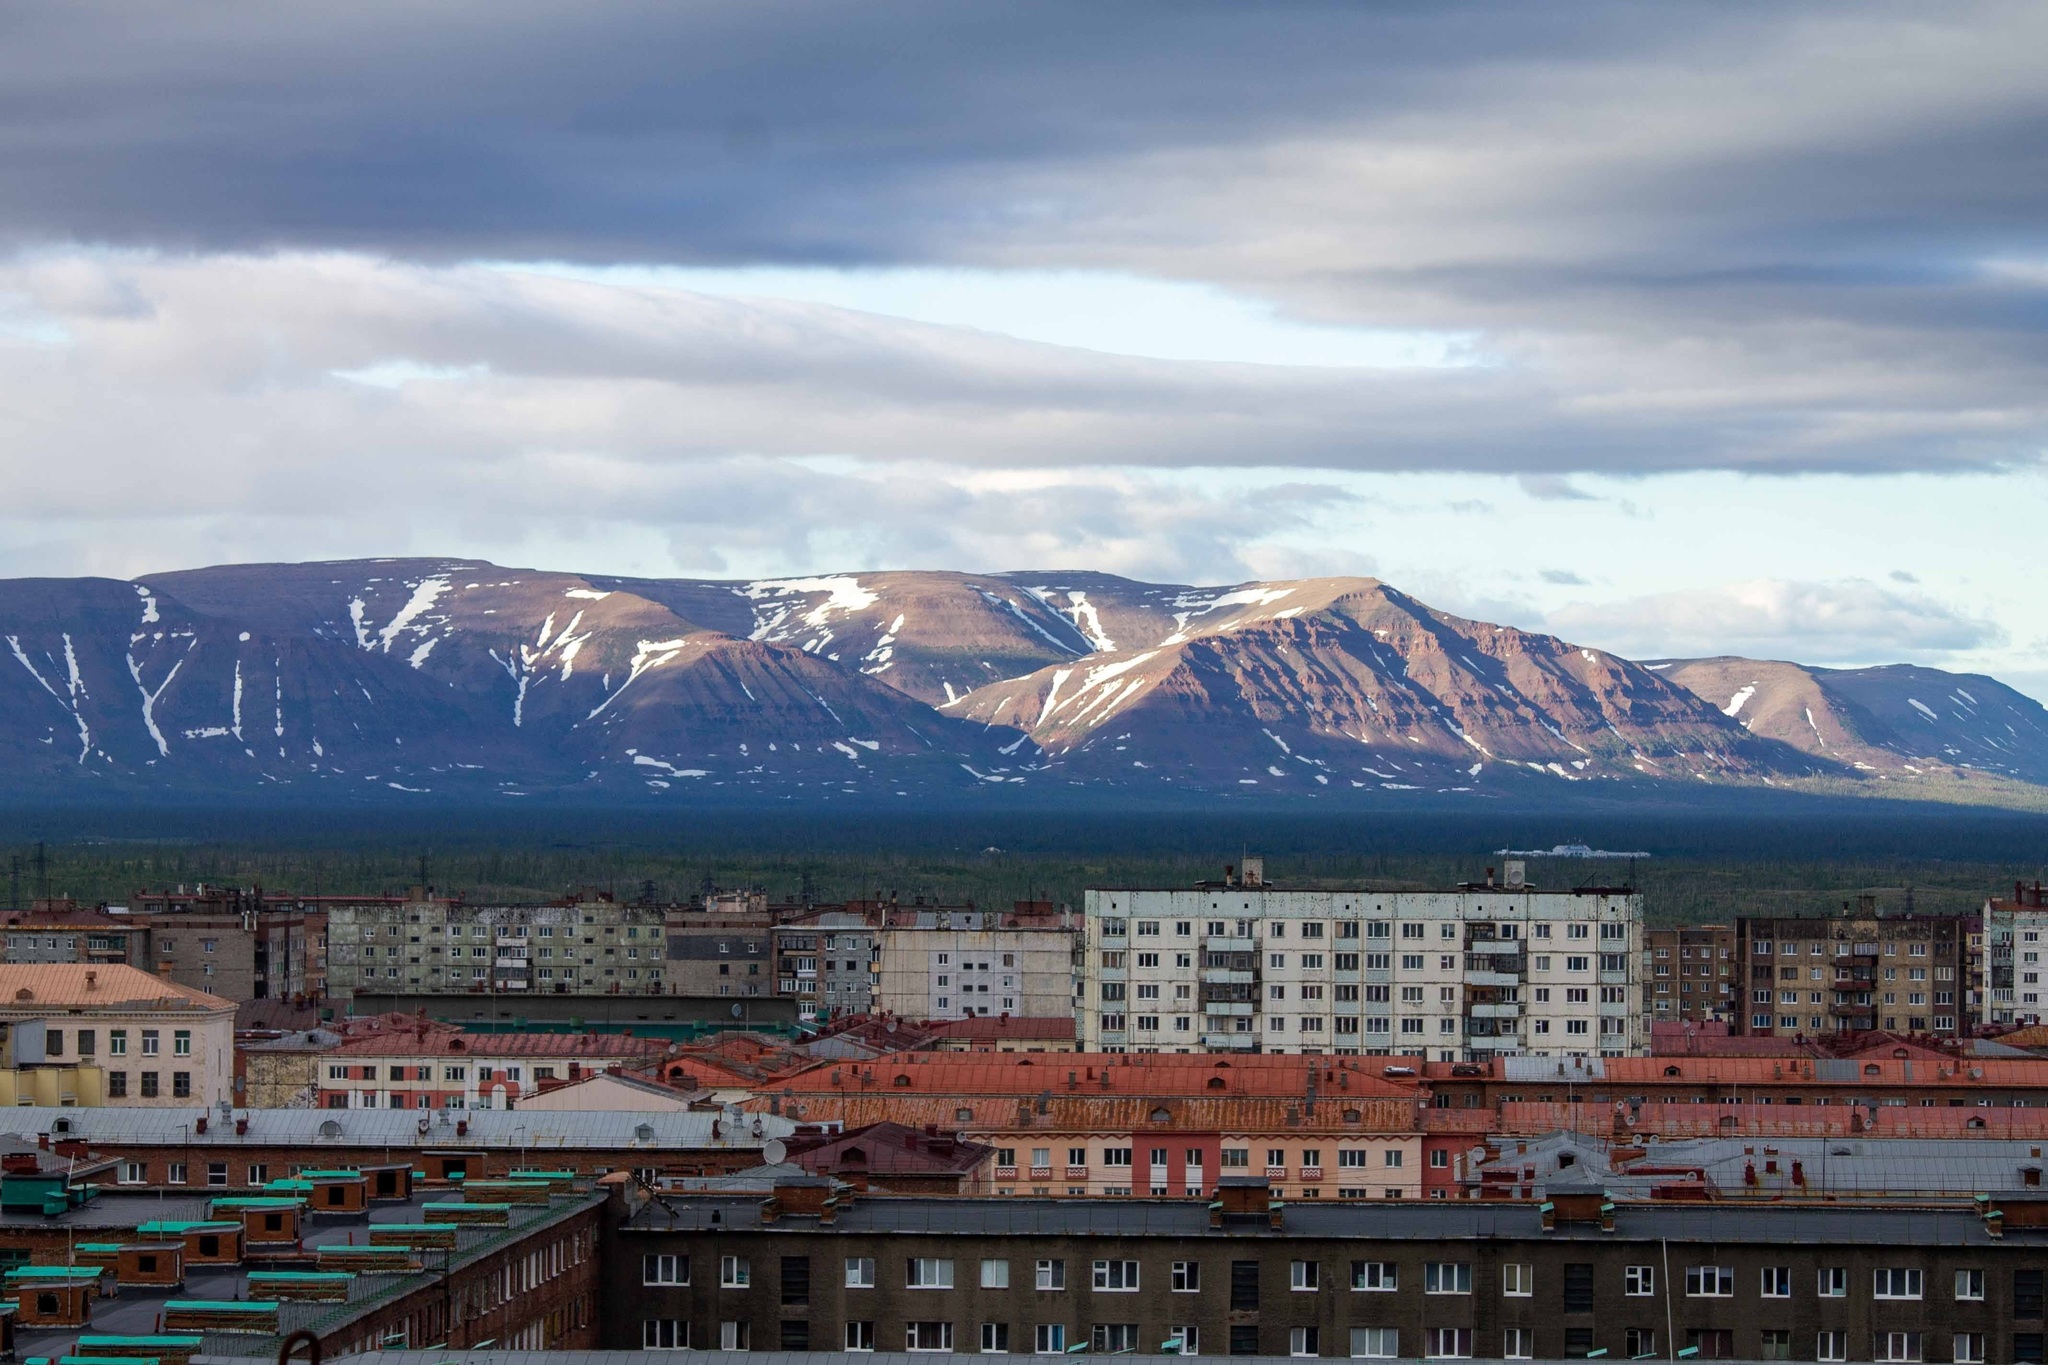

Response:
(1, 559), (2043, 809)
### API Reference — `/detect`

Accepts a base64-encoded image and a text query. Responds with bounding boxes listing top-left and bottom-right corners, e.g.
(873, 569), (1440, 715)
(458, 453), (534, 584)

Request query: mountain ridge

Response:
(0, 557), (2038, 809)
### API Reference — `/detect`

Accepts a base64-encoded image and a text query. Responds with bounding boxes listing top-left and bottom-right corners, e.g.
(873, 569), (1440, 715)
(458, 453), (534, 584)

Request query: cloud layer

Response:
(1547, 579), (2008, 665)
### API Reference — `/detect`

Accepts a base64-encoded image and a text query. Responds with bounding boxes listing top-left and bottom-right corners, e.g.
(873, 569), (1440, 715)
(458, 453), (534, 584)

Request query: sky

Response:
(1, 2), (2045, 694)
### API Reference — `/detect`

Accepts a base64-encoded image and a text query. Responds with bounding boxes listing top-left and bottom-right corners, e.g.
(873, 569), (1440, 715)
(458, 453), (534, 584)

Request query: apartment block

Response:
(773, 908), (879, 1021)
(604, 1178), (2048, 1363)
(327, 893), (669, 998)
(1984, 883), (2048, 1026)
(1644, 924), (1736, 1025)
(1080, 861), (1644, 1060)
(1734, 904), (1976, 1038)
(872, 904), (1078, 1023)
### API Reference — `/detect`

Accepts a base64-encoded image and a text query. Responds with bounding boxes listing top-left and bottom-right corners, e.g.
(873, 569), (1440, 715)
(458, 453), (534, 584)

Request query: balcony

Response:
(1201, 969), (1256, 985)
(1203, 1003), (1254, 1016)
(1469, 1003), (1521, 1019)
(1066, 1165), (1090, 1179)
(1029, 1165), (1053, 1179)
(1465, 953), (1526, 975)
(1201, 1032), (1258, 1049)
(996, 1165), (1018, 1180)
(1207, 937), (1255, 952)
(1265, 1166), (1288, 1179)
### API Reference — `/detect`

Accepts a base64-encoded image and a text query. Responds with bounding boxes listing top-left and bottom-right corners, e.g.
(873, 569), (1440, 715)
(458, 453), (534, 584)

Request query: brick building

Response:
(1734, 906), (1977, 1038)
(602, 1177), (2048, 1362)
(1644, 924), (1736, 1025)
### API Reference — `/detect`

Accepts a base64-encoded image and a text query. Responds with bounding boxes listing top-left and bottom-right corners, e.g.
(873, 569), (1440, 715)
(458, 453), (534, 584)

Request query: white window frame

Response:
(1818, 1267), (1848, 1297)
(907, 1258), (955, 1290)
(643, 1253), (688, 1286)
(643, 1320), (688, 1350)
(1350, 1328), (1398, 1360)
(1035, 1259), (1065, 1291)
(846, 1256), (876, 1288)
(1502, 1263), (1533, 1297)
(981, 1260), (1009, 1289)
(1876, 1331), (1922, 1363)
(1817, 1331), (1848, 1363)
(1624, 1265), (1655, 1297)
(845, 1322), (875, 1352)
(1092, 1259), (1139, 1292)
(1424, 1262), (1471, 1295)
(1290, 1260), (1319, 1292)
(719, 1255), (749, 1288)
(1685, 1265), (1734, 1298)
(1171, 1261), (1201, 1293)
(1352, 1261), (1396, 1292)
(1874, 1268), (1924, 1301)
(1289, 1327), (1319, 1359)
(1954, 1269), (1985, 1301)
(1760, 1266), (1791, 1298)
(906, 1323), (955, 1353)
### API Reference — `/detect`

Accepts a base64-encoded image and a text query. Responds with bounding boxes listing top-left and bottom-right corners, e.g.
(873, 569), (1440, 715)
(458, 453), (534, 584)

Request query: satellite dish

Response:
(730, 1003), (743, 1018)
(762, 1139), (787, 1165)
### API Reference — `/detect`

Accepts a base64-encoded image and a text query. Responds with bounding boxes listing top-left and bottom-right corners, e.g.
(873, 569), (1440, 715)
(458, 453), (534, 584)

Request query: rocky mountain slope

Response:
(1653, 657), (2048, 787)
(0, 557), (2038, 807)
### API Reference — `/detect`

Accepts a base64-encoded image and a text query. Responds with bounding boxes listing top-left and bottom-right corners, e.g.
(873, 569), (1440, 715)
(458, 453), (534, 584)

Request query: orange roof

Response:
(1596, 1056), (2048, 1087)
(748, 1092), (1420, 1135)
(639, 1056), (766, 1092)
(923, 1017), (1075, 1041)
(768, 1052), (1424, 1100)
(0, 964), (233, 1012)
(1492, 1100), (2048, 1141)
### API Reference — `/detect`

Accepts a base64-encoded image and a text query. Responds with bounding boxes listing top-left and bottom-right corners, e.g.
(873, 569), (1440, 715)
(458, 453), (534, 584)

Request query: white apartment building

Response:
(871, 908), (1079, 1022)
(1079, 861), (1645, 1060)
(1983, 885), (2048, 1025)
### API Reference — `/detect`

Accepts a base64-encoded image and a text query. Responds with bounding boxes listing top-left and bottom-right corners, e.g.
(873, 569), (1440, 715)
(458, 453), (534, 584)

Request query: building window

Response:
(1351, 1329), (1398, 1360)
(173, 1030), (191, 1057)
(1877, 1333), (1923, 1363)
(908, 1258), (955, 1289)
(1818, 1268), (1847, 1297)
(207, 1163), (227, 1186)
(1424, 1263), (1470, 1295)
(108, 1072), (127, 1098)
(1093, 1260), (1139, 1291)
(1624, 1265), (1655, 1296)
(1426, 1328), (1472, 1360)
(1874, 1268), (1924, 1300)
(1169, 1326), (1200, 1357)
(1352, 1262), (1396, 1291)
(1036, 1260), (1065, 1291)
(140, 1072), (159, 1098)
(1172, 1262), (1201, 1292)
(1289, 1328), (1319, 1358)
(1955, 1269), (1985, 1301)
(845, 1322), (875, 1352)
(1290, 1261), (1319, 1292)
(982, 1323), (1010, 1354)
(1685, 1266), (1734, 1297)
(643, 1320), (687, 1350)
(1817, 1332), (1848, 1363)
(720, 1255), (750, 1288)
(247, 1164), (268, 1186)
(119, 1161), (145, 1184)
(644, 1254), (689, 1285)
(718, 1321), (749, 1351)
(907, 1323), (955, 1353)
(1625, 1331), (1656, 1360)
(172, 1072), (191, 1098)
(982, 1260), (1009, 1289)
(1501, 1263), (1532, 1296)
(1954, 1335), (1985, 1364)
(1761, 1266), (1791, 1297)
(141, 1030), (159, 1056)
(1034, 1326), (1066, 1354)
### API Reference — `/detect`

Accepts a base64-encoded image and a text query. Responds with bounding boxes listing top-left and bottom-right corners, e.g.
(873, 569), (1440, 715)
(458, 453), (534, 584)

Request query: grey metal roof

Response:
(1476, 1129), (2048, 1197)
(1499, 1055), (1606, 1081)
(618, 1191), (2015, 1246)
(0, 1104), (795, 1150)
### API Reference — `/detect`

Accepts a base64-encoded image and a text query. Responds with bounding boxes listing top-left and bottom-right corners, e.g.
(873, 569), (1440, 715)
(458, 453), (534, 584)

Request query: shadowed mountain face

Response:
(0, 558), (2035, 807)
(1652, 657), (2048, 786)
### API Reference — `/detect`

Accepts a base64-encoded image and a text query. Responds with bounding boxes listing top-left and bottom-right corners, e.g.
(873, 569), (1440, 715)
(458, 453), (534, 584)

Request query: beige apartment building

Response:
(870, 905), (1079, 1022)
(0, 964), (236, 1106)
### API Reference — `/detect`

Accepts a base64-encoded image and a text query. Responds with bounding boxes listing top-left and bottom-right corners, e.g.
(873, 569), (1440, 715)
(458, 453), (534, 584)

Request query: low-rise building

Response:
(747, 1053), (1426, 1200)
(314, 1030), (672, 1110)
(0, 964), (236, 1107)
(327, 892), (669, 999)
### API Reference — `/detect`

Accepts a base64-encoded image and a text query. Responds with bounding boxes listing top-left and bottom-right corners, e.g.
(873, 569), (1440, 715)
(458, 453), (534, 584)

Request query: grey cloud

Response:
(1518, 475), (1596, 502)
(1891, 569), (1920, 583)
(0, 4), (2045, 480)
(1545, 578), (2008, 664)
(1540, 569), (1589, 586)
